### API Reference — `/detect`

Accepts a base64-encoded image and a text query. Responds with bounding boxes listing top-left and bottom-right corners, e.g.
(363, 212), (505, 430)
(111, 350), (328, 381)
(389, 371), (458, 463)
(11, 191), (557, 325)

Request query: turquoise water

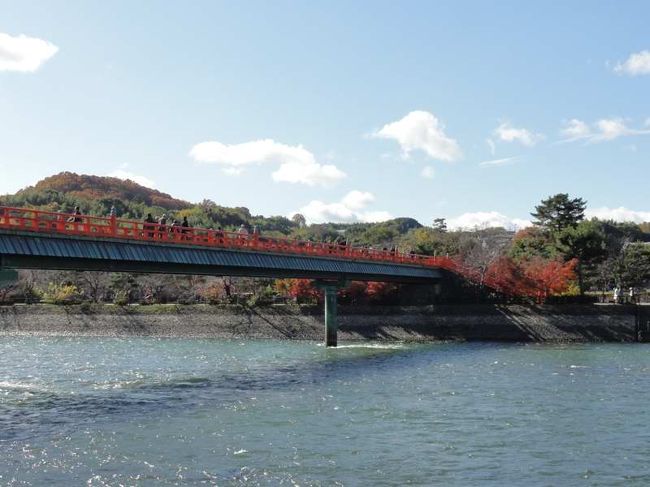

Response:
(1, 338), (650, 485)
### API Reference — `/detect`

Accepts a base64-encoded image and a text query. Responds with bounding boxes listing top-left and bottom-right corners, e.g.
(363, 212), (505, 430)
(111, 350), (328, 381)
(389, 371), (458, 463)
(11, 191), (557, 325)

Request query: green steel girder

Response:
(0, 232), (442, 284)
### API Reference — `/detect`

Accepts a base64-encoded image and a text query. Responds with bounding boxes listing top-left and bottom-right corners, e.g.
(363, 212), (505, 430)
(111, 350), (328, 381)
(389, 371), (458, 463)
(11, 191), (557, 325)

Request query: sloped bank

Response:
(0, 303), (646, 342)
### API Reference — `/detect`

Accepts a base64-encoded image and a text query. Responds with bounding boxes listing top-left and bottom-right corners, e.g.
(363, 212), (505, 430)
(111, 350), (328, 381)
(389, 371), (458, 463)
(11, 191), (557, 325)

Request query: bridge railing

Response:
(0, 206), (461, 271)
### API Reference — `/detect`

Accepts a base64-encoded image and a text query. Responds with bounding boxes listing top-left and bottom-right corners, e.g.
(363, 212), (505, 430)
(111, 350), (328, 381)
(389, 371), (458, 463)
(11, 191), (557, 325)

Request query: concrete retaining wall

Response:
(0, 303), (644, 342)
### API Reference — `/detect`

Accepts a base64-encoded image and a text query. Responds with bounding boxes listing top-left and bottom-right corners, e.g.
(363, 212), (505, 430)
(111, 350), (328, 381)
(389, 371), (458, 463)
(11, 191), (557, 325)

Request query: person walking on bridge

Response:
(170, 219), (180, 237)
(158, 214), (167, 239)
(237, 224), (249, 247)
(109, 205), (117, 235)
(143, 213), (155, 239)
(181, 216), (190, 240)
(67, 206), (82, 224)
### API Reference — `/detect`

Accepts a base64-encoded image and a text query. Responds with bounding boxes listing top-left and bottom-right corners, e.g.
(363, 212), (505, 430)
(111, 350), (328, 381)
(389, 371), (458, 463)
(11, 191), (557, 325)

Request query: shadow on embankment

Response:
(338, 304), (639, 343)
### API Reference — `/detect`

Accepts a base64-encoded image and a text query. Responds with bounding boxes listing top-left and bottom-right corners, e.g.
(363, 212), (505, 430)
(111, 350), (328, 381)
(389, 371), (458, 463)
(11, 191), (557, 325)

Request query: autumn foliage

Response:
(274, 279), (398, 304)
(24, 172), (191, 210)
(481, 256), (577, 301)
(274, 279), (321, 303)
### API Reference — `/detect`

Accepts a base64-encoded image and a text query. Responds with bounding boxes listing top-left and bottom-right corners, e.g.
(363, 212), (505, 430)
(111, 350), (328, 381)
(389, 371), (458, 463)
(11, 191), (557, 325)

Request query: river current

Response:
(1, 337), (649, 485)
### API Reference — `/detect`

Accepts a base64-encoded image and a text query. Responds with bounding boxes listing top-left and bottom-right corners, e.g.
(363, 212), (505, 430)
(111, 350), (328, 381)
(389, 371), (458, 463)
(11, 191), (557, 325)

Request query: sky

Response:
(1, 0), (649, 229)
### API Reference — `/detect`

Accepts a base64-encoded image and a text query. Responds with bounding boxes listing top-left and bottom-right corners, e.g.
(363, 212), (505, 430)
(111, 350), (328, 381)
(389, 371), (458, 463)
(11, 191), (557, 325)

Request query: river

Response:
(1, 337), (649, 485)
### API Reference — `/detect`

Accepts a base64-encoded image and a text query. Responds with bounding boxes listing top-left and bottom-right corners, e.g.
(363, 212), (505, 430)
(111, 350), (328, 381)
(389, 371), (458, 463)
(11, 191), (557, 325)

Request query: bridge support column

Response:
(0, 257), (18, 287)
(315, 280), (346, 347)
(324, 285), (338, 347)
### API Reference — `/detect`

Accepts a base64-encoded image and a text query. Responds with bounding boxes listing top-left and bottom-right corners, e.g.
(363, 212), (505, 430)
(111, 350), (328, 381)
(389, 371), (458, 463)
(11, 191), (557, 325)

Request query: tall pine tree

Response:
(531, 193), (586, 233)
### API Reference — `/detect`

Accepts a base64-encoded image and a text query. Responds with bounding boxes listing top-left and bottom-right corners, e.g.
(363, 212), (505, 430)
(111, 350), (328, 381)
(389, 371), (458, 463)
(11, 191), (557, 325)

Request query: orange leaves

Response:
(365, 281), (398, 303)
(274, 279), (399, 304)
(274, 279), (320, 302)
(522, 258), (577, 298)
(482, 256), (577, 301)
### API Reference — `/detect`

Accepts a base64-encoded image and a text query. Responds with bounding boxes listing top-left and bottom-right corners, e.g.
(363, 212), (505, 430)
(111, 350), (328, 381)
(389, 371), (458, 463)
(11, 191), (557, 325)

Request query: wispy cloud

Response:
(486, 138), (496, 156)
(0, 32), (58, 72)
(421, 166), (435, 179)
(494, 122), (544, 147)
(614, 50), (650, 76)
(371, 110), (461, 162)
(189, 139), (346, 186)
(479, 156), (518, 168)
(107, 169), (156, 189)
(559, 118), (650, 143)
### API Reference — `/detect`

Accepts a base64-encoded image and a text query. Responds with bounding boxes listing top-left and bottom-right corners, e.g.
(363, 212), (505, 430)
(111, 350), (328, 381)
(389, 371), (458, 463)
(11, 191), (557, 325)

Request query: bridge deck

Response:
(0, 207), (448, 282)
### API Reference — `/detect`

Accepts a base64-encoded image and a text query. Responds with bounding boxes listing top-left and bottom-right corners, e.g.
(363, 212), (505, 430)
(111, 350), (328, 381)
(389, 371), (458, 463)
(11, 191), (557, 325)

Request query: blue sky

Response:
(1, 0), (649, 228)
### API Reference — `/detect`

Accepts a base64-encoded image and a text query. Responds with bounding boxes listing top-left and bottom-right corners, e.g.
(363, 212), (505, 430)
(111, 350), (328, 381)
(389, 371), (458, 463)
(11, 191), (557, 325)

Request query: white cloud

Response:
(479, 156), (518, 168)
(447, 211), (531, 231)
(560, 118), (650, 143)
(107, 170), (156, 189)
(595, 118), (635, 141)
(297, 191), (392, 224)
(341, 190), (374, 210)
(494, 122), (544, 147)
(372, 110), (461, 162)
(189, 138), (346, 186)
(223, 167), (244, 176)
(360, 211), (393, 223)
(586, 207), (650, 224)
(0, 32), (58, 72)
(560, 119), (591, 141)
(421, 166), (435, 179)
(271, 161), (346, 186)
(614, 50), (650, 76)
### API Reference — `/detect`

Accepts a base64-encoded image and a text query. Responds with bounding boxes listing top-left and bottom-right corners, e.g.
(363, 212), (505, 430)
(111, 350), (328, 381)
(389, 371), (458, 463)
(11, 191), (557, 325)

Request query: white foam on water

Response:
(93, 379), (146, 390)
(332, 343), (406, 350)
(0, 380), (49, 393)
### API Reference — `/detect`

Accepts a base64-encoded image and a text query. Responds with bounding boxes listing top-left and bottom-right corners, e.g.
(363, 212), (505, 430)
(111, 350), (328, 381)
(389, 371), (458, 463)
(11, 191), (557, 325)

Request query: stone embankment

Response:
(1, 303), (647, 342)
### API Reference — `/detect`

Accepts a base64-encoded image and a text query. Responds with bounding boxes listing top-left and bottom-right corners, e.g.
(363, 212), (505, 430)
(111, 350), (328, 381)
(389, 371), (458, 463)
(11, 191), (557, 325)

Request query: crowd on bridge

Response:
(88, 206), (405, 257)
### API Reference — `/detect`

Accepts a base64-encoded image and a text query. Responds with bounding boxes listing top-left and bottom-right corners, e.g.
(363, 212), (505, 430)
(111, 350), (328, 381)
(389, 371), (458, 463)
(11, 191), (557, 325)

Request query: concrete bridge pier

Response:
(316, 280), (346, 347)
(0, 258), (18, 287)
(636, 305), (650, 342)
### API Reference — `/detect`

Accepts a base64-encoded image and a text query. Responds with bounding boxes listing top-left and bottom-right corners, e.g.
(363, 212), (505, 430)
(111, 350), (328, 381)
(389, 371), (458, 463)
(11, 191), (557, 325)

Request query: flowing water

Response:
(1, 337), (649, 485)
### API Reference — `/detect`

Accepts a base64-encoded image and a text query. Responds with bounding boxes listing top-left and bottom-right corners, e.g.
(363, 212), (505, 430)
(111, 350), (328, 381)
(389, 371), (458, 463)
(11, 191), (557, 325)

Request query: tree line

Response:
(0, 173), (648, 305)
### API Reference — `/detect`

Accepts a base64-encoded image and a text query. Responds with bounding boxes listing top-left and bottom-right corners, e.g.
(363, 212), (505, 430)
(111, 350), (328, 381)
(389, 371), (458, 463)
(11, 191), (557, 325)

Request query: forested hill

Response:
(1, 175), (649, 298)
(13, 172), (191, 211)
(0, 172), (423, 245)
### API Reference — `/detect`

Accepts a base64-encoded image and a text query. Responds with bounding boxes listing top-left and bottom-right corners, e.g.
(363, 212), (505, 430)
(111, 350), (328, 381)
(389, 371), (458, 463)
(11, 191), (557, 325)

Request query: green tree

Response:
(615, 243), (650, 289)
(555, 220), (607, 293)
(291, 213), (307, 228)
(509, 227), (559, 262)
(432, 218), (447, 232)
(399, 227), (459, 256)
(531, 193), (586, 233)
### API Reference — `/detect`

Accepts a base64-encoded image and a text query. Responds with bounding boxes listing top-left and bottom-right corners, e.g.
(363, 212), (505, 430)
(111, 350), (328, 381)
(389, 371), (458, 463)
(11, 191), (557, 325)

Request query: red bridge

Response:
(0, 206), (494, 345)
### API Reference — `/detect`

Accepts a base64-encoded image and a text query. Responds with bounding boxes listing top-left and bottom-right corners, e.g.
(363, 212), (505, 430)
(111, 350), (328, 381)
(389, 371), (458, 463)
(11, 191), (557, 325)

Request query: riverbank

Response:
(0, 303), (646, 342)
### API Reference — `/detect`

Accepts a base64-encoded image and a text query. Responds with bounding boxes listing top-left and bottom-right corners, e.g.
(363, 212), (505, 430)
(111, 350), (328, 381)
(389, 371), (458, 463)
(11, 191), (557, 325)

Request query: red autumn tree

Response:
(274, 278), (320, 303)
(522, 258), (577, 299)
(366, 281), (398, 304)
(338, 281), (367, 304)
(484, 256), (538, 297)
